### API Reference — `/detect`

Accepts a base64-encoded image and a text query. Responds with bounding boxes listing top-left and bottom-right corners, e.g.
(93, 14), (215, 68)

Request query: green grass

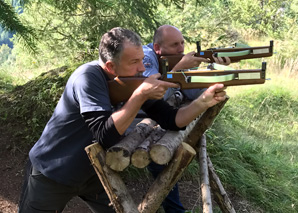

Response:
(0, 64), (80, 147)
(206, 82), (298, 212)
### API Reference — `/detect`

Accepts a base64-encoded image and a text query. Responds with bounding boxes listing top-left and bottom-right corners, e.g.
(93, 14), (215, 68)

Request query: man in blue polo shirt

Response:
(143, 25), (230, 212)
(143, 25), (230, 101)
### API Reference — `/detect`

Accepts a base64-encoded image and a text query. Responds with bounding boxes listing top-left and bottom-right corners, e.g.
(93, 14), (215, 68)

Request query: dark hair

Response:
(99, 27), (142, 64)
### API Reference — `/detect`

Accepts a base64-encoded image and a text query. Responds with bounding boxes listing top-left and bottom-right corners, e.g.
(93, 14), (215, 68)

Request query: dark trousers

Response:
(18, 160), (115, 213)
(147, 162), (185, 213)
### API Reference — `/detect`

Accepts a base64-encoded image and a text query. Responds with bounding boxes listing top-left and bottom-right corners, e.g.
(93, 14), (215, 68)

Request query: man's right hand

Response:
(134, 73), (179, 100)
(172, 51), (209, 71)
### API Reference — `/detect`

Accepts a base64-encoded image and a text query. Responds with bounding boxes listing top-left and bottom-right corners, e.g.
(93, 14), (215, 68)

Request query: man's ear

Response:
(153, 43), (161, 55)
(105, 61), (117, 76)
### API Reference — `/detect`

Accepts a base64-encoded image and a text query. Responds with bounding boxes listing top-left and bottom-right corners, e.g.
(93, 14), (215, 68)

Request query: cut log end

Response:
(131, 149), (151, 168)
(106, 150), (130, 171)
(150, 144), (172, 165)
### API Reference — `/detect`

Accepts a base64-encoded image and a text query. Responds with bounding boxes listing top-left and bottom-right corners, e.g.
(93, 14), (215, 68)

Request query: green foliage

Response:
(15, 0), (175, 61)
(207, 86), (298, 212)
(226, 0), (293, 38)
(0, 0), (36, 51)
(0, 44), (11, 64)
(154, 0), (239, 48)
(0, 64), (79, 146)
(0, 29), (14, 47)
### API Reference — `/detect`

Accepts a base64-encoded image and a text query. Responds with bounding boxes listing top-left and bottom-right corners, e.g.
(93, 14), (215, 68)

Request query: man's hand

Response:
(212, 55), (231, 65)
(134, 73), (179, 100)
(195, 83), (227, 109)
(172, 51), (209, 71)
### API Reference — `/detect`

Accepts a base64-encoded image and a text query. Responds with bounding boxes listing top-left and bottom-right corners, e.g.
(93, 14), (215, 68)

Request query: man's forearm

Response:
(111, 91), (147, 135)
(175, 99), (208, 128)
(175, 84), (226, 128)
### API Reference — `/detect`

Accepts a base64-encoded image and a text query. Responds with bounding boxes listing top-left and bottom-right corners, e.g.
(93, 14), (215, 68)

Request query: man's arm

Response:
(111, 74), (179, 135)
(175, 84), (226, 128)
(172, 51), (231, 71)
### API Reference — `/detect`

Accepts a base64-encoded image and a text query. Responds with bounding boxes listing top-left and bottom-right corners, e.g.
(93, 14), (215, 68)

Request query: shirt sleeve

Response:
(73, 68), (112, 114)
(82, 111), (123, 149)
(142, 99), (186, 131)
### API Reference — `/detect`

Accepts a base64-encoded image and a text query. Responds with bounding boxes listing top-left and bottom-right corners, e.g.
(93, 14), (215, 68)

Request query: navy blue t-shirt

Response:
(29, 60), (183, 186)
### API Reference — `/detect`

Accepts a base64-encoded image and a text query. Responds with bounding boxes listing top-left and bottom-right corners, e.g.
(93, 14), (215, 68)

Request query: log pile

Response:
(85, 98), (236, 213)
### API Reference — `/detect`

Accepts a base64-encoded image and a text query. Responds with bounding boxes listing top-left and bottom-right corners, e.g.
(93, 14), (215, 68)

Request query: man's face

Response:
(114, 42), (145, 77)
(155, 28), (185, 55)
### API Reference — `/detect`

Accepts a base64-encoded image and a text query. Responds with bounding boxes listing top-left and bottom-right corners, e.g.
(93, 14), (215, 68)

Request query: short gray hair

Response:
(99, 27), (142, 64)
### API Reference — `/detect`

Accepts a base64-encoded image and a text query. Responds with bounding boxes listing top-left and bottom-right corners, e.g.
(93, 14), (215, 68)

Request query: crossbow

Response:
(108, 61), (267, 105)
(158, 41), (273, 72)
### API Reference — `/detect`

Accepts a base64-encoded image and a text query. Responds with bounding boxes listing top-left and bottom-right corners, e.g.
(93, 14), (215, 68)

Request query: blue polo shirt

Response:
(142, 43), (206, 100)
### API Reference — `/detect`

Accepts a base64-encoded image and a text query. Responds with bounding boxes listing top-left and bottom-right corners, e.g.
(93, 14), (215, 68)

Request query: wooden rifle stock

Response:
(108, 62), (267, 105)
(159, 41), (273, 72)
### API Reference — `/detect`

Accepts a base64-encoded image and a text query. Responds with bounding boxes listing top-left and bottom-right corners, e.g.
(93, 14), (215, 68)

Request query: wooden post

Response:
(85, 142), (138, 213)
(131, 126), (166, 168)
(138, 142), (196, 213)
(106, 118), (156, 171)
(185, 97), (229, 148)
(196, 134), (213, 213)
(207, 156), (236, 213)
(150, 130), (183, 165)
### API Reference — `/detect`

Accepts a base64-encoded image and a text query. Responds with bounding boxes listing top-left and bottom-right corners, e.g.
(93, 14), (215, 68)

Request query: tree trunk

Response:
(85, 142), (138, 213)
(139, 142), (196, 213)
(106, 118), (156, 171)
(150, 130), (183, 165)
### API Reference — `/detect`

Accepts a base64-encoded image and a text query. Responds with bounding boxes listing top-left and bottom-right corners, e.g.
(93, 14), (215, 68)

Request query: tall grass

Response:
(206, 68), (298, 212)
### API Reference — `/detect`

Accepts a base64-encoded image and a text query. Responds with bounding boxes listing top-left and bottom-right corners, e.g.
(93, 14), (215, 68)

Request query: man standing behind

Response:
(143, 25), (230, 212)
(143, 25), (230, 101)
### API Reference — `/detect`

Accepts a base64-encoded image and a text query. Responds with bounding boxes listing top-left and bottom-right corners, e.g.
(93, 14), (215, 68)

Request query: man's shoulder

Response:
(77, 60), (101, 71)
(142, 43), (158, 71)
(69, 60), (106, 86)
(142, 43), (154, 53)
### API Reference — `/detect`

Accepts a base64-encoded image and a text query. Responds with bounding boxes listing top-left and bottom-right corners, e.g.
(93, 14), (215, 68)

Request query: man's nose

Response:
(177, 44), (184, 54)
(138, 61), (146, 72)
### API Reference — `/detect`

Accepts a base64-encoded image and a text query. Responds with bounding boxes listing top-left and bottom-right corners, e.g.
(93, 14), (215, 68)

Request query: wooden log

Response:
(149, 111), (206, 165)
(131, 126), (166, 168)
(106, 118), (156, 171)
(185, 97), (229, 148)
(149, 130), (183, 165)
(196, 134), (213, 213)
(85, 142), (138, 213)
(207, 155), (236, 213)
(139, 142), (196, 213)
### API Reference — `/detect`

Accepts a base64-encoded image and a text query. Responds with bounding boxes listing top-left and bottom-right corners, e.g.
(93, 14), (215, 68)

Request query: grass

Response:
(205, 74), (298, 212)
